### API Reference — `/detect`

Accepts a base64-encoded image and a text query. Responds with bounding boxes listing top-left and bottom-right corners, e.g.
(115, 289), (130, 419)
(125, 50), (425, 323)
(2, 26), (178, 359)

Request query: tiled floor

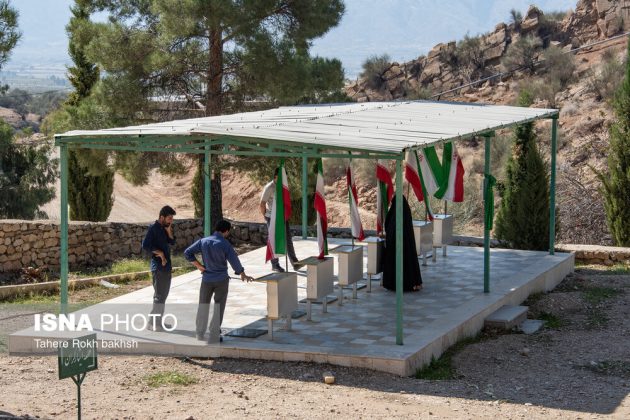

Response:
(9, 237), (574, 375)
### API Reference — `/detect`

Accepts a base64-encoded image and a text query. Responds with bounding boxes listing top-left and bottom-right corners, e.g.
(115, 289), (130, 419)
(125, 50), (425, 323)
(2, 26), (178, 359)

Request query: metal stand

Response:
(268, 319), (274, 340)
(352, 283), (357, 299)
(71, 372), (86, 420)
(367, 274), (371, 293)
(338, 286), (343, 306)
(306, 301), (312, 321)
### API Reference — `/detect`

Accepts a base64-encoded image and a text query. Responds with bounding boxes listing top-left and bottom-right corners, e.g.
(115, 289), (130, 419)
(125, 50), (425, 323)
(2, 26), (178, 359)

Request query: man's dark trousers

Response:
(196, 278), (230, 336)
(264, 217), (298, 265)
(151, 270), (172, 324)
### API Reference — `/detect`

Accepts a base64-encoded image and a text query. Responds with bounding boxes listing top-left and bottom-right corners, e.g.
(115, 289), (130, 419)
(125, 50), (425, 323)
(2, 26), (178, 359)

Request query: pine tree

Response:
(0, 2), (55, 219)
(0, 122), (57, 219)
(65, 1), (114, 222)
(598, 40), (630, 246)
(79, 0), (346, 222)
(495, 91), (550, 250)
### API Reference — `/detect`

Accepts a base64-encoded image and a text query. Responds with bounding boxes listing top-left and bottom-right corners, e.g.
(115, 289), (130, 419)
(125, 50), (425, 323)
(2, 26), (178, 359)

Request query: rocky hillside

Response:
(343, 0), (629, 245)
(345, 0), (629, 103)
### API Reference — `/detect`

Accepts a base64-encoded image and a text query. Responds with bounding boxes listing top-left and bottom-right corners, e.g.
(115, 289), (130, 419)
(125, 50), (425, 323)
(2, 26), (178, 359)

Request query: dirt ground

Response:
(0, 266), (628, 419)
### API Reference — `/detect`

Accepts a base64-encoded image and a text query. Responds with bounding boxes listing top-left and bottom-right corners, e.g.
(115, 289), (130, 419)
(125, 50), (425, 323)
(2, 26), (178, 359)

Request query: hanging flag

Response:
(376, 160), (393, 234)
(313, 159), (328, 259)
(266, 160), (292, 262)
(347, 159), (365, 241)
(436, 142), (465, 202)
(404, 150), (435, 220)
(418, 146), (443, 196)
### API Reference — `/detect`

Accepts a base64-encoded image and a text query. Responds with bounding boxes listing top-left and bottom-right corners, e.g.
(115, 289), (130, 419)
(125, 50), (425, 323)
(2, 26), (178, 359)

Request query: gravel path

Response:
(0, 268), (628, 419)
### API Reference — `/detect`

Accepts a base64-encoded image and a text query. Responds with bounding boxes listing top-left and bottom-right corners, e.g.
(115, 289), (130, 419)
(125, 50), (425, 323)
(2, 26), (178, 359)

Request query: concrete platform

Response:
(9, 238), (574, 376)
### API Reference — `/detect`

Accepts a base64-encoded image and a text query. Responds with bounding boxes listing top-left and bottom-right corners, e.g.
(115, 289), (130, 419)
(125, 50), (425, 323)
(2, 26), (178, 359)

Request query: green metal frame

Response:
(395, 158), (404, 345)
(54, 111), (560, 345)
(549, 117), (558, 255)
(482, 132), (494, 294)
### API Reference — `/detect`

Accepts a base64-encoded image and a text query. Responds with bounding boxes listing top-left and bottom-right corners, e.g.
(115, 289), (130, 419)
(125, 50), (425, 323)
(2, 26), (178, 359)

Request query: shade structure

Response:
(54, 99), (560, 347)
(56, 100), (556, 154)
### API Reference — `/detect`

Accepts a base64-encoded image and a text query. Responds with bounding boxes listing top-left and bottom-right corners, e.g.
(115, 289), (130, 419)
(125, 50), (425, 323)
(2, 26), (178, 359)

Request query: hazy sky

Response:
(7, 0), (577, 77)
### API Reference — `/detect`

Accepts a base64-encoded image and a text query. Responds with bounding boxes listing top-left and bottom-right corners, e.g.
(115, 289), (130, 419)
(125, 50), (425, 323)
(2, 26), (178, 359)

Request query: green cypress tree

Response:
(65, 1), (114, 222)
(495, 91), (550, 250)
(598, 40), (630, 246)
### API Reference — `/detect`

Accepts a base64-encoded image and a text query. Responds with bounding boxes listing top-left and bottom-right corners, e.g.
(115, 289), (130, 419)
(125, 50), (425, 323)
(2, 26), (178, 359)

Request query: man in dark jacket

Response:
(142, 205), (176, 331)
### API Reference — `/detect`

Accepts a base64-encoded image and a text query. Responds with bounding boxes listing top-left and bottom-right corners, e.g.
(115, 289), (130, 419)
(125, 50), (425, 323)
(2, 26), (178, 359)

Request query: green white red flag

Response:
(376, 160), (393, 234)
(435, 142), (465, 202)
(404, 150), (435, 220)
(346, 160), (365, 241)
(266, 160), (292, 262)
(313, 159), (328, 259)
(418, 146), (442, 196)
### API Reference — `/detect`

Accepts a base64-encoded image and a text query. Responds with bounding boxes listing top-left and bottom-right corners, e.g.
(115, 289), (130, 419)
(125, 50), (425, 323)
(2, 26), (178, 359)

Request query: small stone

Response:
(520, 347), (530, 356)
(323, 371), (335, 385)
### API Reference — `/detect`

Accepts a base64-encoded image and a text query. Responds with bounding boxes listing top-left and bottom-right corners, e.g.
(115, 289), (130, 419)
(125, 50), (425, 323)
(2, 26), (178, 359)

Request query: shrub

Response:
(360, 54), (391, 90)
(404, 83), (433, 100)
(456, 34), (486, 81)
(502, 35), (542, 73)
(541, 45), (575, 88)
(597, 41), (630, 246)
(510, 9), (523, 32)
(560, 101), (578, 117)
(529, 78), (561, 108)
(586, 49), (625, 102)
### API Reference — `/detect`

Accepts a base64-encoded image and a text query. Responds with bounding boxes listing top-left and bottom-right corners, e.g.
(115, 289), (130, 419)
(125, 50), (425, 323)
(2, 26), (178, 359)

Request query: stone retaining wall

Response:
(1, 219), (627, 274)
(555, 243), (630, 266)
(0, 219), (369, 274)
(0, 219), (204, 273)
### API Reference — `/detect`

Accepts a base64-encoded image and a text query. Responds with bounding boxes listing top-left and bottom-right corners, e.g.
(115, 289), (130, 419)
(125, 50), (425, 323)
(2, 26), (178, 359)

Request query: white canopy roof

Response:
(56, 100), (557, 154)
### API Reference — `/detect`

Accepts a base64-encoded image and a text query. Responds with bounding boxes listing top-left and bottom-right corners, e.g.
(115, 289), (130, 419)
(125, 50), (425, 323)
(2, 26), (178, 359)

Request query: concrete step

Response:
(485, 305), (528, 330)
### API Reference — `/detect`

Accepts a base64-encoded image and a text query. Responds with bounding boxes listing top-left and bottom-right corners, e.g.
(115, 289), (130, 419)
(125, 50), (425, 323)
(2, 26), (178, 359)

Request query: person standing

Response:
(142, 205), (177, 331)
(260, 168), (303, 272)
(184, 220), (254, 342)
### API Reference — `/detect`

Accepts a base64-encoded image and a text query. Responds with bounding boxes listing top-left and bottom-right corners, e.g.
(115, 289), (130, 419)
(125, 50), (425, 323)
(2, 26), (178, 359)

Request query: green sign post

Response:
(58, 333), (98, 420)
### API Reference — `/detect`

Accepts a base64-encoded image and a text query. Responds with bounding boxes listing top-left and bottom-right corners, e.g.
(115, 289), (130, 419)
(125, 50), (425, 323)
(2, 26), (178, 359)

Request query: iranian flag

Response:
(313, 158), (328, 259)
(435, 142), (465, 202)
(265, 160), (292, 262)
(418, 146), (443, 196)
(346, 161), (365, 241)
(404, 150), (435, 220)
(376, 160), (393, 234)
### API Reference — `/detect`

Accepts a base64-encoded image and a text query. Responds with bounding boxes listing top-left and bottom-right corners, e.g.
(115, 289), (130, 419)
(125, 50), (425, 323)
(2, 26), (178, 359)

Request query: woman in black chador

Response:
(382, 195), (422, 292)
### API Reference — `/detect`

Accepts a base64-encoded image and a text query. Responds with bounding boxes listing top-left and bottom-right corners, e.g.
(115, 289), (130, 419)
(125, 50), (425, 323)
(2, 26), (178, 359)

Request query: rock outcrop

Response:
(345, 0), (627, 102)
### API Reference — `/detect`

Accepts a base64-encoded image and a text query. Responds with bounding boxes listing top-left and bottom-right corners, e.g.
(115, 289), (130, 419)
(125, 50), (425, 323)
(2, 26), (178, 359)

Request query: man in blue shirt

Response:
(142, 205), (176, 332)
(184, 219), (254, 342)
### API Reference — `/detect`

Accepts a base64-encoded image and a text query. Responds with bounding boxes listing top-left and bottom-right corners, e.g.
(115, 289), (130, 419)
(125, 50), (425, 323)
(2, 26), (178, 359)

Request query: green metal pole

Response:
(483, 135), (492, 294)
(204, 147), (211, 237)
(302, 156), (308, 239)
(60, 144), (69, 314)
(395, 157), (404, 345)
(549, 116), (558, 255)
